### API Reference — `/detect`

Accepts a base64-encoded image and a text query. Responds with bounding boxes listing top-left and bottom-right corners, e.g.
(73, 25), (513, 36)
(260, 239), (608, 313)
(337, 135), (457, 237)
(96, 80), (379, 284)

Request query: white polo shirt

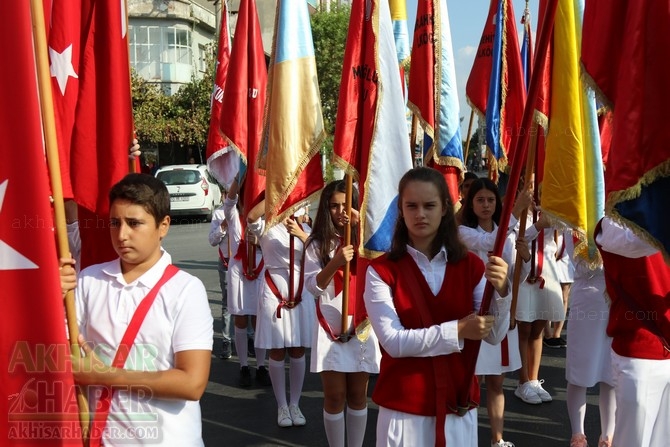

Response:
(76, 250), (213, 446)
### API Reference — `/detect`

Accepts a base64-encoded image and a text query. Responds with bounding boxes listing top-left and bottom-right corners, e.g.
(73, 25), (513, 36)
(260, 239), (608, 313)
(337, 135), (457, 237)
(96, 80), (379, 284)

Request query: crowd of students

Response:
(59, 166), (669, 447)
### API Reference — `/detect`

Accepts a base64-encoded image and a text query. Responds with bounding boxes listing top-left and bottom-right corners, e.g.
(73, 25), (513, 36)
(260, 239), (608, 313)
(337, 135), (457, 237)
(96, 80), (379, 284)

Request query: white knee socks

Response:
(234, 327), (248, 367)
(567, 383), (587, 435)
(599, 382), (616, 440)
(346, 406), (368, 447)
(323, 410), (345, 447)
(256, 348), (267, 368)
(268, 358), (287, 407)
(289, 356), (306, 406)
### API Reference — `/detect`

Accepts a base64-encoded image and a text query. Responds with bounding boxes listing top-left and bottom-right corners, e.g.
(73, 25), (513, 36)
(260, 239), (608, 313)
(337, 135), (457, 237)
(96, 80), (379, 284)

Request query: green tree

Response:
(311, 5), (351, 180)
(131, 43), (217, 164)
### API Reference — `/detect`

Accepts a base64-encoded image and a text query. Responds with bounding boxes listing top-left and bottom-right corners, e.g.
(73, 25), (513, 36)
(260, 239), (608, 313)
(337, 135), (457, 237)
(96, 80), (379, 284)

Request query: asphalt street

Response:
(163, 220), (606, 447)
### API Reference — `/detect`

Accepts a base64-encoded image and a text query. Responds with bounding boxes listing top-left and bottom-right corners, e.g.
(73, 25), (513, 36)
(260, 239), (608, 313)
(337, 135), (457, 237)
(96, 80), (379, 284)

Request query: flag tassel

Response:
(29, 0), (90, 441)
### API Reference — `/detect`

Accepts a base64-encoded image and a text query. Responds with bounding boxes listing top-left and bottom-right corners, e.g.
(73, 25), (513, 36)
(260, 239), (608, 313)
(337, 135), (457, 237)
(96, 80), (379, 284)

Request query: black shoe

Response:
(255, 366), (272, 386)
(239, 366), (252, 387)
(543, 337), (566, 348)
(247, 338), (256, 358)
(219, 341), (232, 360)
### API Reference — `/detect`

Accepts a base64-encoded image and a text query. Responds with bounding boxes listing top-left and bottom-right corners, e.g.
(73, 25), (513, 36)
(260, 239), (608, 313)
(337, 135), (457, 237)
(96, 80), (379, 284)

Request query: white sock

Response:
(235, 326), (248, 367)
(288, 355), (306, 406)
(567, 383), (587, 435)
(346, 406), (368, 447)
(599, 382), (616, 440)
(255, 348), (267, 368)
(323, 410), (345, 447)
(268, 358), (287, 407)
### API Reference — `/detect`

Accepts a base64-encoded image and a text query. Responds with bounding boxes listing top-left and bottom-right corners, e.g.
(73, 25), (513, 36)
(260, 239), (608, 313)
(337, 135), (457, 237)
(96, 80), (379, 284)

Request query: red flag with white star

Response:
(0, 4), (81, 445)
(70, 0), (134, 267)
(46, 0), (83, 200)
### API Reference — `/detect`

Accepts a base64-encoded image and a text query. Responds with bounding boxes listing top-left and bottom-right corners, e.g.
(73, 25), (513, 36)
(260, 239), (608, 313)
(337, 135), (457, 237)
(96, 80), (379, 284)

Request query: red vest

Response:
(596, 224), (670, 360)
(371, 251), (484, 417)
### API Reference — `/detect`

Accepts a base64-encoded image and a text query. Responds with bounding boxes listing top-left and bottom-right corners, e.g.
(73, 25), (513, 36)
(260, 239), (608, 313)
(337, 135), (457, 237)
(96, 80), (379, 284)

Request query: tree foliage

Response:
(131, 43), (216, 163)
(311, 5), (351, 179)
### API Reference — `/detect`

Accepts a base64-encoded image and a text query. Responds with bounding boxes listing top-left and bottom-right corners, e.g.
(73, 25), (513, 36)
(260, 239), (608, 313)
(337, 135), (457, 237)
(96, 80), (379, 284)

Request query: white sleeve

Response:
(363, 266), (462, 358)
(596, 217), (658, 258)
(172, 274), (214, 352)
(247, 217), (265, 238)
(303, 242), (326, 297)
(67, 221), (81, 270)
(208, 209), (226, 247)
(477, 273), (512, 346)
(459, 225), (496, 252)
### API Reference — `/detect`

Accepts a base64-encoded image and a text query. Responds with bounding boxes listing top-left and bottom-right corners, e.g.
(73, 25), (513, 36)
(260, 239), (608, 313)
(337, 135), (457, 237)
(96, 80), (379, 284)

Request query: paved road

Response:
(164, 221), (605, 447)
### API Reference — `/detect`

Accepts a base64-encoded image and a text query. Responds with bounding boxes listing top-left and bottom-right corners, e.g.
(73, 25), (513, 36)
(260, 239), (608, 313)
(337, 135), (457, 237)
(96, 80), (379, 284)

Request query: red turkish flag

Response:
(0, 4), (81, 445)
(219, 0), (267, 215)
(46, 0), (83, 200)
(206, 4), (237, 187)
(70, 0), (134, 267)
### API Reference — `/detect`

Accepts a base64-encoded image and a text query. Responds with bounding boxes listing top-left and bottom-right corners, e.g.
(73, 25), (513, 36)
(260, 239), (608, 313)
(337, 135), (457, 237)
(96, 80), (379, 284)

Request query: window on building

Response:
(129, 25), (192, 84)
(198, 44), (207, 72)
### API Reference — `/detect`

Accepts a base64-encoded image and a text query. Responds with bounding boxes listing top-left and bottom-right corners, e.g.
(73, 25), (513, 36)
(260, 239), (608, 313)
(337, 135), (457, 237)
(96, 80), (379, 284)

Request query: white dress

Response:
(565, 253), (613, 387)
(303, 240), (381, 373)
(224, 197), (264, 315)
(458, 223), (523, 375)
(515, 227), (565, 323)
(249, 218), (316, 349)
(555, 230), (575, 284)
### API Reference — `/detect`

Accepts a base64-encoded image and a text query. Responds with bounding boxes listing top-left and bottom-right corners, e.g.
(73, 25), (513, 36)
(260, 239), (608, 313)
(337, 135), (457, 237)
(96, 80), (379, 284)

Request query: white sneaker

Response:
(289, 404), (306, 426)
(514, 381), (542, 404)
(530, 379), (552, 402)
(277, 405), (293, 427)
(492, 440), (515, 447)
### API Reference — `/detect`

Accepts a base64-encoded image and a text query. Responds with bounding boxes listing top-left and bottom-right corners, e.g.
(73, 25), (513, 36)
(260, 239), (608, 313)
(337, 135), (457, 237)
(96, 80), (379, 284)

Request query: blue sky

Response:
(406, 0), (539, 136)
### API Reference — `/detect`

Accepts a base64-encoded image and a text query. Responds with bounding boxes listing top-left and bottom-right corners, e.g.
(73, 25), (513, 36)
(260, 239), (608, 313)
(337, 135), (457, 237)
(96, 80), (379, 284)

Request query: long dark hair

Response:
(305, 180), (359, 266)
(460, 178), (502, 229)
(388, 167), (468, 262)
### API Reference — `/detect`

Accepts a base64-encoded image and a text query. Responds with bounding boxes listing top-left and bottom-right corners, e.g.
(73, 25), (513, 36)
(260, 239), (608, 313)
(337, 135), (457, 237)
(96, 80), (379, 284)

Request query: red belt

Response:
(265, 269), (303, 318)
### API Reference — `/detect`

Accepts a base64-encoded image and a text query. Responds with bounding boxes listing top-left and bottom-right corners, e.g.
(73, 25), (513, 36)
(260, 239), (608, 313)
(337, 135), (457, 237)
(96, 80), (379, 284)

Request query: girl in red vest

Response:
(304, 180), (381, 447)
(363, 167), (512, 447)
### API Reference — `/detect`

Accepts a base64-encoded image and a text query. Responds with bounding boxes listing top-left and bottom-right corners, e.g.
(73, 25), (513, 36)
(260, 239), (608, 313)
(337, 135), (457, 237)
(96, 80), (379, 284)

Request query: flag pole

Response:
(510, 120), (539, 329)
(478, 0), (557, 316)
(340, 174), (353, 338)
(29, 0), (90, 441)
(463, 109), (475, 170)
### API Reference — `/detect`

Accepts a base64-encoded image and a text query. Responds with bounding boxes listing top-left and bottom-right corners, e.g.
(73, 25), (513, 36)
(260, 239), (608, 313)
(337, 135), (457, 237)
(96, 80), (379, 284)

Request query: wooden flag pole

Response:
(510, 120), (539, 329)
(340, 174), (353, 339)
(29, 0), (90, 442)
(463, 109), (475, 169)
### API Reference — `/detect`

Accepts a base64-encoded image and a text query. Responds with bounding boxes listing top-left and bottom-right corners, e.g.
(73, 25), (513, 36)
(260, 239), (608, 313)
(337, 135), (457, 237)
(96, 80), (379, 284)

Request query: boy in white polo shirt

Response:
(68, 173), (213, 446)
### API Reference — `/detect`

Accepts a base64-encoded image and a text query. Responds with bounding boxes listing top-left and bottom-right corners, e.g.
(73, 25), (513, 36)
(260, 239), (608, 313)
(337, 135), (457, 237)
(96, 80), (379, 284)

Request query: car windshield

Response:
(157, 170), (202, 186)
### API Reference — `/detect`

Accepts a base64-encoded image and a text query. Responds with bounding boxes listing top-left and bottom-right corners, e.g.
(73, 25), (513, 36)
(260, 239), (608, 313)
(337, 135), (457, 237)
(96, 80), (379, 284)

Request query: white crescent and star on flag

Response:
(0, 180), (38, 270)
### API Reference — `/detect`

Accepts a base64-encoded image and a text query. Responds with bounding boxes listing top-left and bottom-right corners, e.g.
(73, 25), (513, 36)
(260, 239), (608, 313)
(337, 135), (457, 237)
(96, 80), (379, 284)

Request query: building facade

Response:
(128, 0), (218, 95)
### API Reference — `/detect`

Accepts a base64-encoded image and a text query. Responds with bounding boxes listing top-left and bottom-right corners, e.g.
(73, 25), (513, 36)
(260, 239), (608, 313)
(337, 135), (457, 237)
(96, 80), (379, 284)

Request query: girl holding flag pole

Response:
(247, 200), (315, 428)
(304, 179), (381, 447)
(363, 167), (512, 447)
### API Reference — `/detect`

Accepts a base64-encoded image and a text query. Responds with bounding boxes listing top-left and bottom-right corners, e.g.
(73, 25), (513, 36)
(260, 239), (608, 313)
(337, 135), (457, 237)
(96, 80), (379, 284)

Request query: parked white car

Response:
(155, 164), (222, 221)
